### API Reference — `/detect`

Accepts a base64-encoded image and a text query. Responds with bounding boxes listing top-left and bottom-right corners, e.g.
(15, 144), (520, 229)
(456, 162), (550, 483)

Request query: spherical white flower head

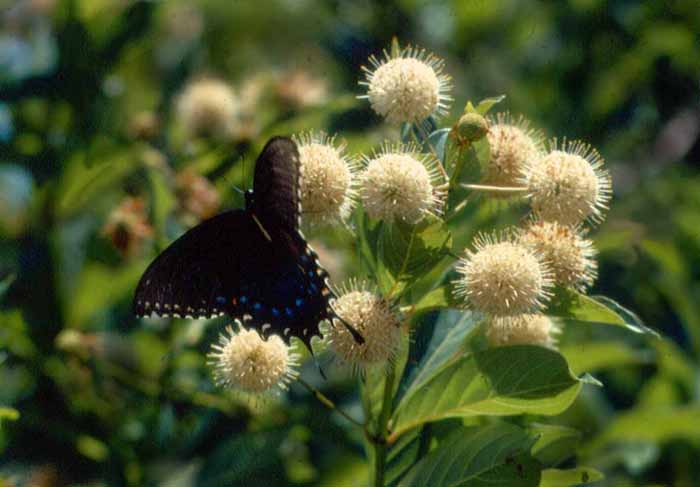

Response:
(486, 314), (559, 348)
(454, 232), (553, 316)
(360, 143), (446, 223)
(523, 140), (612, 226)
(360, 45), (452, 124)
(324, 280), (402, 370)
(176, 78), (238, 139)
(293, 132), (359, 226)
(519, 220), (598, 291)
(208, 322), (299, 394)
(484, 113), (543, 194)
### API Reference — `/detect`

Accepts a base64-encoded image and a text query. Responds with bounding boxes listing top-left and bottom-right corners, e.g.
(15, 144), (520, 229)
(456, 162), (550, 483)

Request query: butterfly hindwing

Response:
(134, 211), (332, 347)
(134, 210), (250, 319)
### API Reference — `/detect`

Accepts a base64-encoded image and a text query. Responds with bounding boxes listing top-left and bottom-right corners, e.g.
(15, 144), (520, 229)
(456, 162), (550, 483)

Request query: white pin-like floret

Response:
(324, 280), (402, 371)
(453, 232), (553, 316)
(519, 219), (598, 291)
(293, 131), (359, 226)
(359, 44), (452, 124)
(523, 139), (612, 226)
(208, 321), (299, 394)
(486, 314), (559, 348)
(176, 78), (238, 139)
(483, 112), (543, 193)
(360, 142), (446, 223)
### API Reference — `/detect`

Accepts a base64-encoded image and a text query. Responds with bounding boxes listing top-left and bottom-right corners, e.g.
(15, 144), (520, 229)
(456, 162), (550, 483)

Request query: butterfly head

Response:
(244, 189), (255, 209)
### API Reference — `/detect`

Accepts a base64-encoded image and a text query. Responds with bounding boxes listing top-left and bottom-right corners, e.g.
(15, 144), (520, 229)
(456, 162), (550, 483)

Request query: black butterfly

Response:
(134, 136), (362, 350)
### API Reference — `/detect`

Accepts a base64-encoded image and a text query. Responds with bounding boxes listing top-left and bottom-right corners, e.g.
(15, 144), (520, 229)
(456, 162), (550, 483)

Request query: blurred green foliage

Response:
(1, 0), (699, 486)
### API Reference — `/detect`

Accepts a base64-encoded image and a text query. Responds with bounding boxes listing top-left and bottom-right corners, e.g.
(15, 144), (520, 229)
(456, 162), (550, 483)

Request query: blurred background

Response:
(1, 0), (699, 485)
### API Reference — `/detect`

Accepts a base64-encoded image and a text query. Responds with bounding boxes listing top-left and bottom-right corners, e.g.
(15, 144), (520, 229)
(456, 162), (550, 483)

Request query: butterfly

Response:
(133, 136), (362, 350)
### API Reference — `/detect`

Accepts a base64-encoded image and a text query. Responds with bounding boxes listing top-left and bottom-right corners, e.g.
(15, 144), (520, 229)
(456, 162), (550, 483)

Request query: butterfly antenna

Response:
(332, 313), (365, 345)
(221, 169), (246, 196)
(304, 338), (328, 380)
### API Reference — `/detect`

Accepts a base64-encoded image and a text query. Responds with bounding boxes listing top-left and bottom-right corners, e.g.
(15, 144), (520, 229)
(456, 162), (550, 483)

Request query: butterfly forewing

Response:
(252, 136), (301, 231)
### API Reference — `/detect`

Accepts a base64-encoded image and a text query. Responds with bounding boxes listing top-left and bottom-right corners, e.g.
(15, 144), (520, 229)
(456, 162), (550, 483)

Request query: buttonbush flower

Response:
(360, 142), (446, 223)
(208, 321), (299, 394)
(483, 112), (543, 192)
(454, 231), (553, 316)
(519, 220), (598, 291)
(294, 131), (358, 226)
(324, 280), (402, 371)
(486, 314), (559, 348)
(176, 78), (238, 139)
(359, 44), (452, 124)
(523, 139), (611, 225)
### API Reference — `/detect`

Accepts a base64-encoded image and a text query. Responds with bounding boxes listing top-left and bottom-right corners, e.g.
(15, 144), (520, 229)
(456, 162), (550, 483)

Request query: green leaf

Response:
(67, 261), (148, 328)
(560, 341), (652, 375)
(474, 95), (506, 115)
(361, 333), (410, 425)
(146, 167), (176, 247)
(427, 128), (451, 163)
(0, 274), (15, 301)
(399, 423), (541, 487)
(583, 406), (700, 456)
(196, 430), (287, 487)
(397, 310), (482, 406)
(539, 467), (603, 486)
(0, 407), (19, 424)
(56, 148), (139, 217)
(410, 286), (452, 315)
(378, 217), (452, 296)
(529, 423), (581, 466)
(76, 435), (109, 462)
(391, 346), (582, 439)
(547, 289), (658, 336)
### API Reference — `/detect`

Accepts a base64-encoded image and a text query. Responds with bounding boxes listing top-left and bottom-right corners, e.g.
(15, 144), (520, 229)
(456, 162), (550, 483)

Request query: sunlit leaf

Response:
(539, 467), (603, 486)
(67, 261), (148, 327)
(410, 285), (452, 316)
(0, 407), (19, 423)
(474, 95), (506, 115)
(399, 423), (541, 487)
(396, 310), (481, 406)
(391, 346), (582, 439)
(76, 435), (109, 462)
(529, 423), (581, 466)
(378, 216), (452, 297)
(547, 289), (658, 336)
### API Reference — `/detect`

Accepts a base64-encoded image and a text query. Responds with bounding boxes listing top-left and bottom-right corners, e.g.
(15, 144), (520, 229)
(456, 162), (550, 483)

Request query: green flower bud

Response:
(455, 112), (489, 142)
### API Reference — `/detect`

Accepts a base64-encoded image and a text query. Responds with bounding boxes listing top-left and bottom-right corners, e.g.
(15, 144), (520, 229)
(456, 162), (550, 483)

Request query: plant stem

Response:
(297, 378), (365, 428)
(372, 366), (396, 487)
(460, 183), (528, 193)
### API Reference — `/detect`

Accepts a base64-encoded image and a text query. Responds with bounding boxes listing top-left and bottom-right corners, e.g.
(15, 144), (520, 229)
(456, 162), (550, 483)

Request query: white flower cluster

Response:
(451, 118), (610, 348)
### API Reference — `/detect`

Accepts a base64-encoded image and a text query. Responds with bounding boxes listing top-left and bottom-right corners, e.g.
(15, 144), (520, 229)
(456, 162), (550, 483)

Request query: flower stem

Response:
(371, 366), (396, 487)
(297, 378), (365, 428)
